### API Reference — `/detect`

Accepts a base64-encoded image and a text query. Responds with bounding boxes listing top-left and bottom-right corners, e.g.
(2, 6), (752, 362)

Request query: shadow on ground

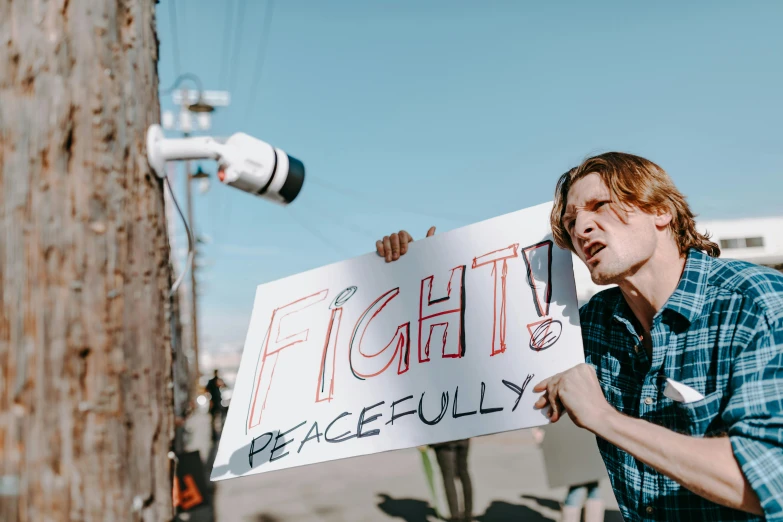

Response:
(376, 493), (624, 522)
(377, 493), (439, 522)
(245, 515), (282, 522)
(477, 500), (553, 521)
(478, 495), (623, 522)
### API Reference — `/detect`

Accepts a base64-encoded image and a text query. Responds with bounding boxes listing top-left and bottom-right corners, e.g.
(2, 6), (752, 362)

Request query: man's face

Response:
(563, 173), (667, 285)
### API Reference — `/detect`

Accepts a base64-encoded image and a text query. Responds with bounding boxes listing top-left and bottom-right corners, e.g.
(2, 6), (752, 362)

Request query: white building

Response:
(573, 216), (783, 305)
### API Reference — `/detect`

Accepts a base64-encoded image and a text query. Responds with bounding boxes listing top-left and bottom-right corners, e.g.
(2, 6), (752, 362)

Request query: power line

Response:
(221, 185), (234, 233)
(164, 175), (194, 297)
(308, 176), (477, 223)
(225, 0), (248, 100)
(207, 174), (220, 240)
(297, 198), (377, 240)
(169, 0), (181, 76)
(219, 0), (236, 88)
(244, 0), (276, 127)
(216, 0), (238, 236)
(287, 208), (349, 258)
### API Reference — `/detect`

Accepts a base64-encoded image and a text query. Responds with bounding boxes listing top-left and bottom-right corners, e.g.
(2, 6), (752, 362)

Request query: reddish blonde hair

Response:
(550, 152), (720, 257)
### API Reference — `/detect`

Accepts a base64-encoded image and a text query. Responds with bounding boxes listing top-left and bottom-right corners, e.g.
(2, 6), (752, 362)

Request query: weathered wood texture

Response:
(0, 0), (174, 520)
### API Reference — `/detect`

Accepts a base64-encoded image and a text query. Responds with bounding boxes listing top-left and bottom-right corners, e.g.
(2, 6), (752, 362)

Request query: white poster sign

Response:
(210, 201), (585, 481)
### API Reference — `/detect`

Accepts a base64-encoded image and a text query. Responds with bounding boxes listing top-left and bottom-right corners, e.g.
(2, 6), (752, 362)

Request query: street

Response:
(186, 409), (621, 521)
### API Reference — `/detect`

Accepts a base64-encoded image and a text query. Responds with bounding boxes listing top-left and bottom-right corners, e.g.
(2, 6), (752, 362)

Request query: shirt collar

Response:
(610, 248), (711, 328)
(658, 248), (711, 325)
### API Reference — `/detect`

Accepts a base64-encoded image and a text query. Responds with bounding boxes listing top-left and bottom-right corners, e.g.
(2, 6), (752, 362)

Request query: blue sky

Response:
(155, 1), (783, 355)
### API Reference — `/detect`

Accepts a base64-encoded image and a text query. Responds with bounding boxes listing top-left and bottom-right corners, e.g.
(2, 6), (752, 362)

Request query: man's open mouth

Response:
(585, 243), (606, 260)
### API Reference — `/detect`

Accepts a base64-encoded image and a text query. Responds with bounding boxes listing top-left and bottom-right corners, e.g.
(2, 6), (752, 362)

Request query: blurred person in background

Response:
(205, 369), (226, 439)
(431, 438), (473, 522)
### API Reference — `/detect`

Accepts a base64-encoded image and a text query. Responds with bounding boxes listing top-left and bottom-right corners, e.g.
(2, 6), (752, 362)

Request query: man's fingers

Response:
(399, 230), (410, 255)
(550, 397), (565, 423)
(390, 233), (401, 260)
(534, 393), (549, 409)
(533, 378), (551, 393)
(377, 227), (432, 261)
(548, 401), (558, 421)
(544, 379), (565, 423)
(545, 382), (560, 420)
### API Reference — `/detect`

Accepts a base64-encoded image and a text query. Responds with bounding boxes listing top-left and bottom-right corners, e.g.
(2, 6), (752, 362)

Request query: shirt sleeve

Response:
(723, 316), (783, 520)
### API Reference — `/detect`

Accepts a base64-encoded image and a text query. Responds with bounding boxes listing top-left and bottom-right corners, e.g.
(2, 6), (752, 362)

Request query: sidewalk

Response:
(177, 407), (219, 522)
(186, 407), (620, 521)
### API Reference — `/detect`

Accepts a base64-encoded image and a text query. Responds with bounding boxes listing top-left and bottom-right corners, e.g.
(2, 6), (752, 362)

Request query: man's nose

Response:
(575, 213), (595, 238)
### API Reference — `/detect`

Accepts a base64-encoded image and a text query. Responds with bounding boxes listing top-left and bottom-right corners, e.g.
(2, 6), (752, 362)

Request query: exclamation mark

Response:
(522, 240), (562, 351)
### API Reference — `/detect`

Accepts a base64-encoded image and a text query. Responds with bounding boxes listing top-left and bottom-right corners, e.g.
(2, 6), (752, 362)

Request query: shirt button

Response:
(644, 397), (654, 405)
(646, 506), (655, 514)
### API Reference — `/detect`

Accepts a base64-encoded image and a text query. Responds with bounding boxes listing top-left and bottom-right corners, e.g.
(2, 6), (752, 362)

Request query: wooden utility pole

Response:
(184, 156), (201, 391)
(0, 1), (174, 521)
(180, 88), (200, 389)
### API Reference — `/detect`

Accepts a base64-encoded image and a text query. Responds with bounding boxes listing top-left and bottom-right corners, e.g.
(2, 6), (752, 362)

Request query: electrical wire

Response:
(160, 73), (204, 97)
(222, 185), (234, 233)
(287, 208), (349, 258)
(208, 175), (220, 242)
(308, 176), (476, 223)
(168, 0), (182, 76)
(225, 0), (248, 100)
(244, 0), (276, 126)
(219, 0), (236, 88)
(217, 0), (254, 233)
(165, 175), (195, 297)
(298, 198), (377, 240)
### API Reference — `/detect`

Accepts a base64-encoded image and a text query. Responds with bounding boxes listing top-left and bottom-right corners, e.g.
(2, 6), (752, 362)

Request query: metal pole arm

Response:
(147, 124), (227, 178)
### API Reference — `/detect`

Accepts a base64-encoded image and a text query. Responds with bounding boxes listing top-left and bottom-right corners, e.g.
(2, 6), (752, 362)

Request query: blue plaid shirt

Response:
(581, 248), (783, 521)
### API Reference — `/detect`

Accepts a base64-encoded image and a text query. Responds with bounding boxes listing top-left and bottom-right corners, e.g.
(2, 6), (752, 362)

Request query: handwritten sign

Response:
(211, 202), (585, 481)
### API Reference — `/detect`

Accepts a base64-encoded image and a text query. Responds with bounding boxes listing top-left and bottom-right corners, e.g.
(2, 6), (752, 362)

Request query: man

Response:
(375, 152), (783, 521)
(205, 369), (226, 439)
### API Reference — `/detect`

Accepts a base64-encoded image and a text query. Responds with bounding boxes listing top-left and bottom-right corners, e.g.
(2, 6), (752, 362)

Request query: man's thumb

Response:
(426, 226), (436, 237)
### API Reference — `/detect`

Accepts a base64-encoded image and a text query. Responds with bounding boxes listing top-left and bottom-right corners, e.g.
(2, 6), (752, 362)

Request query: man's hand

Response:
(376, 226), (436, 262)
(536, 367), (765, 517)
(533, 363), (614, 431)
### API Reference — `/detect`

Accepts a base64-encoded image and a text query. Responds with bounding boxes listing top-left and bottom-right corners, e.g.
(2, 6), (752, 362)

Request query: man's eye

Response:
(596, 201), (608, 210)
(566, 220), (575, 231)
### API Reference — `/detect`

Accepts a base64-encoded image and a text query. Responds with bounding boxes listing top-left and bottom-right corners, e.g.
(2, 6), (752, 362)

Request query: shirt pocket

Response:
(673, 390), (726, 437)
(595, 352), (623, 384)
(600, 382), (632, 416)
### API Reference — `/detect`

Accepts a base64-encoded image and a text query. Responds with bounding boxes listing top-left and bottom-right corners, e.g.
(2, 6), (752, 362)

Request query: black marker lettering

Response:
(357, 401), (385, 438)
(297, 421), (323, 454)
(248, 432), (273, 468)
(418, 391), (449, 426)
(270, 421), (307, 462)
(325, 411), (357, 443)
(502, 374), (535, 412)
(479, 381), (504, 414)
(386, 395), (416, 425)
(452, 386), (477, 418)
